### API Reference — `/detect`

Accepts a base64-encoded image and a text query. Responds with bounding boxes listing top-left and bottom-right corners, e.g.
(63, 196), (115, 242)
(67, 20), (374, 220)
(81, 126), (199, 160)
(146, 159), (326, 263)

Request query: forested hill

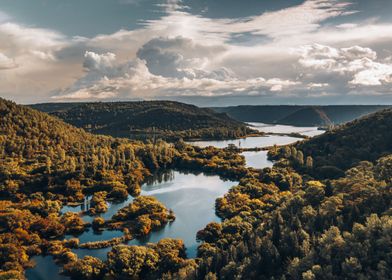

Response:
(213, 105), (390, 126)
(268, 107), (392, 179)
(295, 108), (392, 171)
(0, 98), (175, 196)
(31, 101), (255, 140)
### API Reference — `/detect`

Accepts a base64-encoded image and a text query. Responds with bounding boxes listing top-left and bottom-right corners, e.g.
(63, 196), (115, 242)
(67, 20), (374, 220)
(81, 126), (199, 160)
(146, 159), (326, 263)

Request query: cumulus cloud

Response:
(2, 0), (392, 104)
(0, 21), (82, 102)
(52, 43), (300, 101)
(0, 22), (68, 74)
(136, 36), (228, 79)
(296, 43), (392, 94)
(83, 51), (116, 72)
(350, 60), (392, 86)
(0, 22), (65, 57)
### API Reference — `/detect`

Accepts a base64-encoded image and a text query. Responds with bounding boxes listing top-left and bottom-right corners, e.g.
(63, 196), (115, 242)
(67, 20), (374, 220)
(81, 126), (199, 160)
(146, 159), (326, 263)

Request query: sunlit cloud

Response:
(1, 0), (392, 104)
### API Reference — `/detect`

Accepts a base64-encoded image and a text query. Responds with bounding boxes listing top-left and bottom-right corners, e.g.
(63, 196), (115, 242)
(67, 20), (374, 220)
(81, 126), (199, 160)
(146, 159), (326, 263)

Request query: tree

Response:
(306, 156), (313, 169)
(64, 256), (105, 280)
(296, 151), (304, 166)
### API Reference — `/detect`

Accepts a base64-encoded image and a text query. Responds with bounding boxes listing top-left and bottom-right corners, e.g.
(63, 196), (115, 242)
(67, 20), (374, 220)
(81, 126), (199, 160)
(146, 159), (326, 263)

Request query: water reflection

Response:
(188, 123), (325, 168)
(27, 124), (321, 279)
(65, 170), (237, 261)
(26, 256), (69, 280)
(60, 196), (91, 214)
(248, 122), (324, 137)
(129, 170), (236, 258)
(241, 150), (273, 169)
(188, 135), (303, 149)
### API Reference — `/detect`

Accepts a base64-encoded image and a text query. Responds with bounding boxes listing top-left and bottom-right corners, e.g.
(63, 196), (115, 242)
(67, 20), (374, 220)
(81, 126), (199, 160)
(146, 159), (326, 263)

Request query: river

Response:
(188, 122), (323, 169)
(26, 171), (237, 280)
(26, 123), (323, 279)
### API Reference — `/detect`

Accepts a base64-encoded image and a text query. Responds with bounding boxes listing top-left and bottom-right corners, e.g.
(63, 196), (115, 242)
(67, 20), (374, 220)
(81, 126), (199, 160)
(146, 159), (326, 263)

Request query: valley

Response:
(3, 2), (392, 279)
(1, 98), (391, 280)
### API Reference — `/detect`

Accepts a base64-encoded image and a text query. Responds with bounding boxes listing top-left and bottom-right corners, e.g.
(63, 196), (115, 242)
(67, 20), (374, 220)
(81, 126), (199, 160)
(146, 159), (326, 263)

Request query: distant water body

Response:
(188, 122), (324, 169)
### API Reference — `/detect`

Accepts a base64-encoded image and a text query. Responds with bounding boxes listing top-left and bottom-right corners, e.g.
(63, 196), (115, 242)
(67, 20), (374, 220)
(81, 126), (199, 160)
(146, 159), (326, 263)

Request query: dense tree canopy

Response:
(1, 98), (392, 280)
(31, 101), (257, 141)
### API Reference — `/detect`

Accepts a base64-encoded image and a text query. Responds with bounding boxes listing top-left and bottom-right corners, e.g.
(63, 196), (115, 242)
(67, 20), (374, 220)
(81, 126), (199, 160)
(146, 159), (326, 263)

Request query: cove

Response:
(189, 123), (324, 169)
(27, 170), (237, 280)
(73, 170), (237, 260)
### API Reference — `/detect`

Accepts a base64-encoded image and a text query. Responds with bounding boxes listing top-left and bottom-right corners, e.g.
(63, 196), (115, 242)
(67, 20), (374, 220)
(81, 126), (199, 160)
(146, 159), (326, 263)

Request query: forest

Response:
(1, 98), (392, 279)
(30, 101), (257, 141)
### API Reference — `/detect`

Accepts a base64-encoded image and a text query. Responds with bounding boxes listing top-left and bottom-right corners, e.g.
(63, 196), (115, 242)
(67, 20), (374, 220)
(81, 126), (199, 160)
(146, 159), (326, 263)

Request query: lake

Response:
(248, 122), (325, 137)
(188, 134), (303, 149)
(26, 256), (69, 280)
(26, 123), (324, 279)
(27, 170), (237, 280)
(188, 122), (323, 169)
(241, 150), (273, 169)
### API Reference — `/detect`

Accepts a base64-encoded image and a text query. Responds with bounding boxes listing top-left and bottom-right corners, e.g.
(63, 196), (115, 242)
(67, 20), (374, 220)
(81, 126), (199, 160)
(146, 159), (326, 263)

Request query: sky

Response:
(0, 0), (392, 106)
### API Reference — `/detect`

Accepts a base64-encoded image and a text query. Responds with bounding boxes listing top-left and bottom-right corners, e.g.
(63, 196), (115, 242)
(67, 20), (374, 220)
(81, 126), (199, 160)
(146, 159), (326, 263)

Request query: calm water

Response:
(189, 123), (324, 169)
(189, 134), (303, 149)
(248, 122), (325, 137)
(239, 123), (324, 169)
(27, 170), (236, 279)
(25, 256), (68, 280)
(241, 150), (273, 169)
(27, 124), (323, 279)
(73, 171), (236, 260)
(188, 126), (302, 169)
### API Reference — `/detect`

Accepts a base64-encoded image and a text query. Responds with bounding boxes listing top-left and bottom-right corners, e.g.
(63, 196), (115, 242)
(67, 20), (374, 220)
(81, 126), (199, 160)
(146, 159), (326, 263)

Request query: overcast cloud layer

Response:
(0, 0), (392, 105)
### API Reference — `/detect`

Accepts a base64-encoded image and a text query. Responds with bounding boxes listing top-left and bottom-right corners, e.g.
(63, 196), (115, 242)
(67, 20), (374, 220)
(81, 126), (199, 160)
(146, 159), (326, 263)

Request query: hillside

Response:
(2, 97), (392, 280)
(31, 101), (255, 140)
(268, 108), (392, 178)
(0, 98), (176, 196)
(296, 108), (392, 170)
(212, 105), (300, 124)
(213, 105), (390, 126)
(0, 98), (180, 278)
(277, 107), (332, 126)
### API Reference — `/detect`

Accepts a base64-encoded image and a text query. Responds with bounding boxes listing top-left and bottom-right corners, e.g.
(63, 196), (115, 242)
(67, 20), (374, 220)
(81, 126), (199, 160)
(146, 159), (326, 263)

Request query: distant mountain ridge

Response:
(277, 107), (333, 126)
(212, 105), (390, 127)
(31, 101), (255, 140)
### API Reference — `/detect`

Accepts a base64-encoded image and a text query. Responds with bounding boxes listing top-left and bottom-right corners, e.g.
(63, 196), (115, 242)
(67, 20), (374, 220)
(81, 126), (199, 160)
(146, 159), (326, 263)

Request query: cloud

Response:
(142, 0), (355, 44)
(46, 0), (392, 102)
(296, 43), (392, 93)
(136, 36), (228, 79)
(350, 60), (392, 86)
(52, 44), (300, 101)
(297, 44), (378, 71)
(0, 53), (17, 70)
(0, 21), (80, 102)
(0, 22), (66, 56)
(2, 0), (392, 104)
(0, 22), (67, 74)
(157, 0), (186, 13)
(83, 51), (116, 72)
